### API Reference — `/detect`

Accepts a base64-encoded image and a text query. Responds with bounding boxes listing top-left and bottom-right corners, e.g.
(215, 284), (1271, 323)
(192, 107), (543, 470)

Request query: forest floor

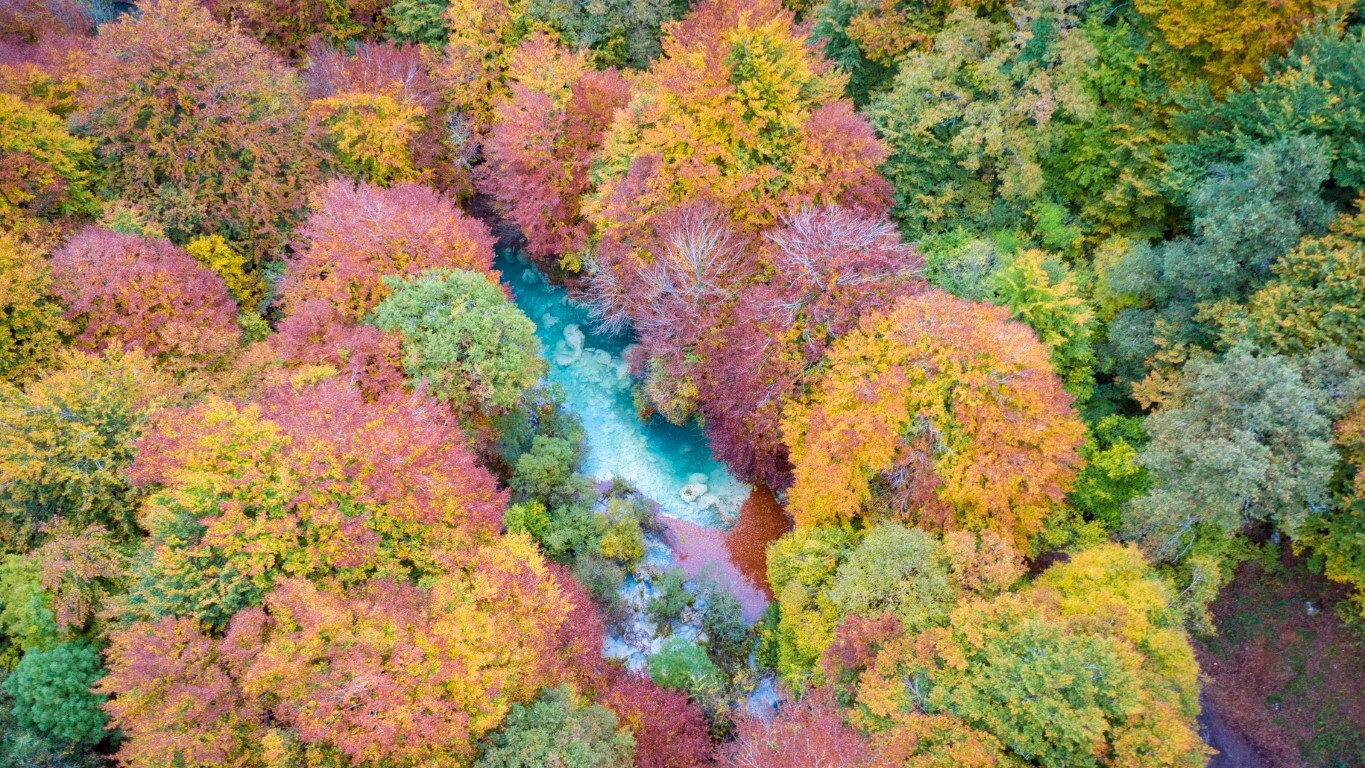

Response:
(1195, 548), (1365, 768)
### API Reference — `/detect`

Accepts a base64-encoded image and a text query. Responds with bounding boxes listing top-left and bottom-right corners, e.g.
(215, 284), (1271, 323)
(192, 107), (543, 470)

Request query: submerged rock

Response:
(552, 323), (586, 366)
(680, 482), (708, 503)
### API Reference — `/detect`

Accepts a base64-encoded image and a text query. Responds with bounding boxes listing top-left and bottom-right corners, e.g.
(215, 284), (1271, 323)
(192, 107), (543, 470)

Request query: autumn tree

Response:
(0, 349), (173, 552)
(828, 524), (956, 636)
(1123, 344), (1357, 562)
(0, 230), (65, 384)
(700, 206), (925, 487)
(582, 0), (890, 345)
(121, 380), (507, 628)
(0, 0), (90, 44)
(0, 91), (96, 232)
(234, 550), (570, 765)
(204, 0), (387, 59)
(281, 179), (496, 322)
(478, 34), (630, 271)
(845, 545), (1206, 768)
(106, 535), (574, 766)
(49, 228), (242, 368)
(767, 524), (1022, 685)
(304, 41), (444, 187)
(587, 0), (887, 234)
(98, 616), (265, 768)
(597, 671), (715, 768)
(271, 299), (407, 399)
(432, 0), (529, 135)
(75, 0), (320, 261)
(371, 269), (546, 421)
(723, 691), (870, 768)
(1133, 0), (1352, 88)
(783, 290), (1084, 546)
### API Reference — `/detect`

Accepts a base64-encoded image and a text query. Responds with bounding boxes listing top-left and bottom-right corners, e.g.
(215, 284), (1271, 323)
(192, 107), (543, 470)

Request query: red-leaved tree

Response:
(280, 179), (496, 322)
(722, 691), (870, 768)
(478, 34), (630, 270)
(698, 206), (926, 488)
(49, 227), (241, 367)
(100, 616), (264, 768)
(271, 298), (406, 398)
(600, 670), (716, 768)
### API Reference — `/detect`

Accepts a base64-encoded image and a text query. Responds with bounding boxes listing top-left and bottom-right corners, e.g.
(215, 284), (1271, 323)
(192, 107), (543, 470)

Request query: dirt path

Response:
(1201, 693), (1268, 768)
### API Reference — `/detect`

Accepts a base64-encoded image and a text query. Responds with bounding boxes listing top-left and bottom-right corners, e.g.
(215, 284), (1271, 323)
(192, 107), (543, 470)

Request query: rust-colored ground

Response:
(664, 486), (792, 622)
(1196, 549), (1365, 768)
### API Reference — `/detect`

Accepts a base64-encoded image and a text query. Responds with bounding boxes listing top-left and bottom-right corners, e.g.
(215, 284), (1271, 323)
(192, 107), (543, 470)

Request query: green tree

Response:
(1123, 345), (1358, 561)
(384, 0), (450, 46)
(647, 636), (721, 695)
(696, 579), (748, 667)
(3, 641), (107, 746)
(830, 523), (956, 635)
(646, 568), (692, 630)
(1168, 23), (1365, 203)
(765, 526), (856, 684)
(372, 269), (546, 421)
(475, 686), (634, 768)
(1069, 416), (1149, 530)
(992, 249), (1095, 403)
(0, 556), (57, 669)
(522, 0), (689, 69)
(1103, 136), (1335, 398)
(1225, 203), (1365, 364)
(0, 350), (173, 552)
(851, 547), (1207, 767)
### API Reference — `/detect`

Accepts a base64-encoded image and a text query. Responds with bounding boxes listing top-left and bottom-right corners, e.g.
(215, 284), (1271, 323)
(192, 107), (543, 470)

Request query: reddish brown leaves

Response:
(50, 227), (240, 367)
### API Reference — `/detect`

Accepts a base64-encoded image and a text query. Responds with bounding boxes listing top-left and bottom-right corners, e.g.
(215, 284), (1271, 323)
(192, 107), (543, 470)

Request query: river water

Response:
(493, 249), (790, 621)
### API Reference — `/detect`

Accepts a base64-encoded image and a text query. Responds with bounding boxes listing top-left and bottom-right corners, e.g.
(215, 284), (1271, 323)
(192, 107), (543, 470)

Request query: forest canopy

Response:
(2, 0), (1364, 766)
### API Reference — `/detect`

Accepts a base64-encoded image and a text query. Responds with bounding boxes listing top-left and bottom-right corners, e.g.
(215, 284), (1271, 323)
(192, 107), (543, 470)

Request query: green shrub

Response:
(646, 568), (692, 630)
(647, 636), (721, 695)
(475, 685), (634, 768)
(3, 642), (107, 746)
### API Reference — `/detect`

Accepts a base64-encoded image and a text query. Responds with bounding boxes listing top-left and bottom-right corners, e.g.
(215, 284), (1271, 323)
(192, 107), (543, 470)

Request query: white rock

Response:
(563, 324), (585, 353)
(697, 493), (720, 510)
(680, 482), (708, 503)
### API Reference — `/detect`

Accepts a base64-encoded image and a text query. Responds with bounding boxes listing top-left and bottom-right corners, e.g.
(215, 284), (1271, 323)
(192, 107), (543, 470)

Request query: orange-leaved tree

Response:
(280, 179), (496, 323)
(782, 290), (1084, 546)
(583, 0), (890, 257)
(75, 0), (320, 262)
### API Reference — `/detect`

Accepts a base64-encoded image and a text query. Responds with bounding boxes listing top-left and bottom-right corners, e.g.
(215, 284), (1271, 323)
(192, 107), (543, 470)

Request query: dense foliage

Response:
(6, 0), (1365, 765)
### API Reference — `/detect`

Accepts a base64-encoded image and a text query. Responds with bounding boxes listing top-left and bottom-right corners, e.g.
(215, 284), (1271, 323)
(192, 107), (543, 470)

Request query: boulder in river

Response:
(680, 482), (708, 503)
(553, 323), (585, 366)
